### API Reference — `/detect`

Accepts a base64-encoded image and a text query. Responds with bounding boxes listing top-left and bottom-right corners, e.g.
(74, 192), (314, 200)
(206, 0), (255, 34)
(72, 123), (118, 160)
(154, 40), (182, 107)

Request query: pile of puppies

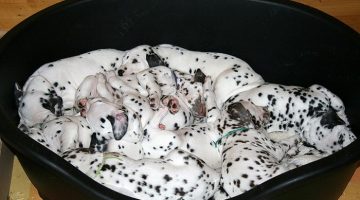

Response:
(16, 44), (357, 200)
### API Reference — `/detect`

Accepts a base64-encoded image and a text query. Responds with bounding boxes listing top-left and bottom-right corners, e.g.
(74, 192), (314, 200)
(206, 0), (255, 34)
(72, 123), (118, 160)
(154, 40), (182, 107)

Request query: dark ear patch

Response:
(320, 108), (346, 129)
(40, 92), (63, 116)
(227, 102), (252, 122)
(146, 50), (167, 67)
(89, 132), (108, 153)
(194, 69), (206, 84)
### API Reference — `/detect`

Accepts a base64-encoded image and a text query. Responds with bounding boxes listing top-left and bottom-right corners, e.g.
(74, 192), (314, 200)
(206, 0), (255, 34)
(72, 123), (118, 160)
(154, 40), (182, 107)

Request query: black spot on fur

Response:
(194, 69), (206, 84)
(320, 108), (345, 129)
(146, 51), (167, 67)
(118, 69), (125, 76)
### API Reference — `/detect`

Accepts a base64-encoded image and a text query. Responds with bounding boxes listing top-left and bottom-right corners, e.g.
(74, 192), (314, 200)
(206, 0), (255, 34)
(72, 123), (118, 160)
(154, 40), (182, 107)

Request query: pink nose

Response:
(78, 98), (87, 108)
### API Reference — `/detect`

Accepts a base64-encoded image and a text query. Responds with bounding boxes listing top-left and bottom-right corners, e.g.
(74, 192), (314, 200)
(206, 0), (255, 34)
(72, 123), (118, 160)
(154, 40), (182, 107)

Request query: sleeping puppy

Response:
(17, 49), (125, 127)
(153, 44), (265, 107)
(116, 45), (167, 76)
(213, 101), (301, 198)
(108, 66), (177, 110)
(62, 148), (220, 200)
(25, 116), (92, 154)
(115, 44), (264, 108)
(224, 83), (357, 154)
(17, 76), (63, 128)
(84, 98), (130, 142)
(140, 76), (221, 166)
(75, 72), (118, 114)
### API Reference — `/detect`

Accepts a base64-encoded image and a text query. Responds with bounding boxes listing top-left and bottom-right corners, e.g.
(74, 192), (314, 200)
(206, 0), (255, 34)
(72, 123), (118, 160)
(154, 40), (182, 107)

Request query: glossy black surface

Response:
(0, 0), (359, 199)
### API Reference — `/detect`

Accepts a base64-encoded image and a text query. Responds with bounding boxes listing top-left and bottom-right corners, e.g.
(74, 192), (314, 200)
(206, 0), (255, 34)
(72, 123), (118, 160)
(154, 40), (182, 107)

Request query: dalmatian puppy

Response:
(220, 128), (296, 197)
(25, 116), (92, 154)
(224, 83), (357, 154)
(83, 98), (133, 142)
(140, 106), (184, 159)
(17, 76), (63, 127)
(75, 72), (118, 114)
(107, 66), (177, 110)
(62, 149), (220, 200)
(17, 49), (125, 127)
(116, 45), (167, 76)
(140, 76), (222, 167)
(84, 97), (145, 160)
(115, 44), (264, 108)
(153, 44), (265, 107)
(216, 101), (300, 198)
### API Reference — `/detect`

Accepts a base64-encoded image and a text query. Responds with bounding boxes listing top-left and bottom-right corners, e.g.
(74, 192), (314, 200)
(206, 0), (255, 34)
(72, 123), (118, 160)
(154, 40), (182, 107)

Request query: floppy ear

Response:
(146, 48), (167, 67)
(227, 102), (252, 122)
(107, 112), (128, 140)
(194, 69), (206, 84)
(320, 108), (346, 129)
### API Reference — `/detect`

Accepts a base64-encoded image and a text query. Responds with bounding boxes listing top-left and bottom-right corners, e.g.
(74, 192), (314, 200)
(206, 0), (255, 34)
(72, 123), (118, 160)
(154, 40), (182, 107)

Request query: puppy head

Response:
(85, 98), (128, 141)
(116, 45), (166, 76)
(304, 109), (356, 154)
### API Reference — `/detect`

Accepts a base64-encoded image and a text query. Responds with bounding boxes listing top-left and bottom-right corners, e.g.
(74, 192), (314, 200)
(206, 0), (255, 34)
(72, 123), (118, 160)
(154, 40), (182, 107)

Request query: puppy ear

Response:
(227, 102), (252, 121)
(107, 112), (128, 140)
(194, 69), (206, 84)
(146, 48), (167, 67)
(320, 108), (346, 129)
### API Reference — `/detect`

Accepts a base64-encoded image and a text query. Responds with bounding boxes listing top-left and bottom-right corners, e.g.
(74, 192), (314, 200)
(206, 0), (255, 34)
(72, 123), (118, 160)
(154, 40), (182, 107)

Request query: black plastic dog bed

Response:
(0, 0), (359, 199)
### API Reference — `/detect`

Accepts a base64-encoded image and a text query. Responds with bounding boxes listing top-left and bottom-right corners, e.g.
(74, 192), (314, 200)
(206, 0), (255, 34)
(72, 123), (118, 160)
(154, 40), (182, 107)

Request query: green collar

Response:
(211, 127), (249, 148)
